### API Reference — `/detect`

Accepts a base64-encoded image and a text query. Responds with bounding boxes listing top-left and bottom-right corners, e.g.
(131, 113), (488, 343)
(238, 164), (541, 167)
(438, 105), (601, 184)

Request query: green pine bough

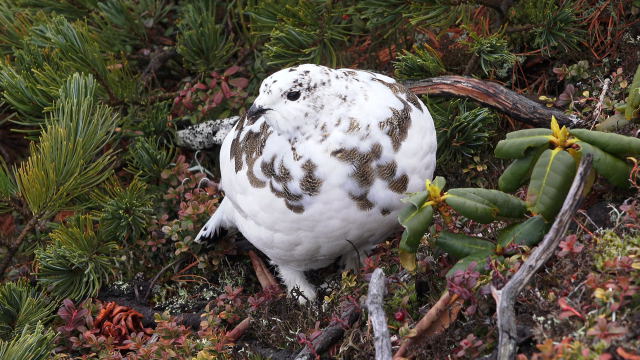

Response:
(399, 116), (640, 273)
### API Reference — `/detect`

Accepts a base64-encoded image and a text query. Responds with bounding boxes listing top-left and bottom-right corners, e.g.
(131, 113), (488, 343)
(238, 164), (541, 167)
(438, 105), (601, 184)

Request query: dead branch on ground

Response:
(404, 76), (585, 128)
(366, 268), (392, 360)
(495, 154), (593, 359)
(294, 302), (361, 360)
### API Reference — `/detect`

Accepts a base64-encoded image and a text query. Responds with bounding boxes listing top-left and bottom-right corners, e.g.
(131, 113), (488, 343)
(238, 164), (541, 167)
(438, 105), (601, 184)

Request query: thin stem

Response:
(0, 214), (39, 279)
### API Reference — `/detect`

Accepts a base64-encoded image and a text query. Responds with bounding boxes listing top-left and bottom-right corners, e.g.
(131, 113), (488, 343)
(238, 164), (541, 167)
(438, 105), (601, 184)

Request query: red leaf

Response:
(229, 77), (249, 89)
(194, 82), (207, 90)
(54, 210), (75, 223)
(182, 97), (194, 110)
(213, 90), (224, 105)
(558, 297), (584, 319)
(223, 65), (242, 77)
(221, 81), (232, 98)
(618, 348), (640, 360)
(557, 234), (584, 257)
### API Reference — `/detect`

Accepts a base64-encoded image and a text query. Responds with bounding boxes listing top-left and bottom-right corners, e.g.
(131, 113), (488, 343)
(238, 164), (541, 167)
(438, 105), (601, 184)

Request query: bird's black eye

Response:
(286, 90), (301, 101)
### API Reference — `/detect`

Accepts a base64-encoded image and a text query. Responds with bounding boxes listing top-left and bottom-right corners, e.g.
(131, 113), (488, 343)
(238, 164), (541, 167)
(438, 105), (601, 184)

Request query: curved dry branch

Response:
(495, 154), (593, 359)
(404, 76), (586, 129)
(295, 302), (361, 360)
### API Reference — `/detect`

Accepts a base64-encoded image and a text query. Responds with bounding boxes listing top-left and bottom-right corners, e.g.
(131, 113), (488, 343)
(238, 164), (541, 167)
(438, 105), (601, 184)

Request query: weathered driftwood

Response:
(495, 154), (593, 360)
(294, 302), (361, 360)
(366, 268), (392, 360)
(403, 76), (585, 129)
(176, 116), (238, 150)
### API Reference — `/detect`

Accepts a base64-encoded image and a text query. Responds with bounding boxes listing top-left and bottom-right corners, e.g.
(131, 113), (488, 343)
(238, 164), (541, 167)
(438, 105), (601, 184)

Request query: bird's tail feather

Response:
(194, 198), (232, 243)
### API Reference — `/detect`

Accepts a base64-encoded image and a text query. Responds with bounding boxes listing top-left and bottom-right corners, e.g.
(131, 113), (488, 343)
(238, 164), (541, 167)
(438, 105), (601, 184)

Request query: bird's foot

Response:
(277, 265), (317, 304)
(340, 249), (367, 271)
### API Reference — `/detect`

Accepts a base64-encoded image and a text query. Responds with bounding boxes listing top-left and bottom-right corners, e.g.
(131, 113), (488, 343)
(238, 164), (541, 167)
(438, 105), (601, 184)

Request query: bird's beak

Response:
(246, 104), (270, 122)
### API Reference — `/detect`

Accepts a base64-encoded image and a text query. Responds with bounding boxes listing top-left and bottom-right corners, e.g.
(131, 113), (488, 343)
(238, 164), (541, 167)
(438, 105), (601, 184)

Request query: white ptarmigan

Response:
(195, 64), (436, 302)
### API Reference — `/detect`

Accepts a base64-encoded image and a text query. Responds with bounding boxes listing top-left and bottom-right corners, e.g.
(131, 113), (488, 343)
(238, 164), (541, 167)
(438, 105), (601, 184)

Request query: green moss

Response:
(594, 231), (640, 271)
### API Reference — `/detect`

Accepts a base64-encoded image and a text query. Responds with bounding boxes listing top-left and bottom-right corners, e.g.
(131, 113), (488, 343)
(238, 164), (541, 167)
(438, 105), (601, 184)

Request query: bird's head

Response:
(246, 64), (348, 138)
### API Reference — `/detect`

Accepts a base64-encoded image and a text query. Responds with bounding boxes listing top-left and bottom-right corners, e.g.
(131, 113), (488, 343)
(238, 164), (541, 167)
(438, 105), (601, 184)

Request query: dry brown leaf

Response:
(393, 291), (462, 359)
(222, 317), (251, 345)
(248, 250), (281, 291)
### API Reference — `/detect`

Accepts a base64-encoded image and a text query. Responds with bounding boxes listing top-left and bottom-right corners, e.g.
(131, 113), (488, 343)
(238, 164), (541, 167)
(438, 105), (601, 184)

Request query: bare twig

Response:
(481, 0), (515, 17)
(295, 302), (361, 360)
(403, 76), (585, 128)
(142, 256), (184, 303)
(145, 91), (180, 105)
(463, 55), (479, 76)
(9, 198), (30, 219)
(450, 0), (514, 18)
(505, 24), (535, 33)
(591, 78), (611, 128)
(366, 268), (392, 360)
(0, 215), (39, 279)
(141, 48), (177, 87)
(496, 154), (593, 359)
(394, 291), (463, 359)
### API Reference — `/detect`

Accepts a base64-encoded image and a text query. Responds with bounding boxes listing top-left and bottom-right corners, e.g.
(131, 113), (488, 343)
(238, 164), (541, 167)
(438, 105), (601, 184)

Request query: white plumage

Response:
(195, 64), (437, 302)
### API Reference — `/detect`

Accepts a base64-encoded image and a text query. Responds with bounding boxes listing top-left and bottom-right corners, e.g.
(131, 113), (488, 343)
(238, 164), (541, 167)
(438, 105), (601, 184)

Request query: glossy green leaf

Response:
(499, 145), (547, 192)
(576, 141), (632, 188)
(445, 188), (527, 223)
(434, 231), (495, 259)
(526, 148), (577, 221)
(446, 252), (501, 277)
(444, 192), (497, 223)
(505, 128), (553, 139)
(433, 176), (446, 190)
(400, 190), (428, 208)
(497, 215), (548, 248)
(398, 204), (434, 253)
(595, 113), (630, 131)
(494, 135), (551, 159)
(450, 188), (527, 218)
(570, 128), (640, 157)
